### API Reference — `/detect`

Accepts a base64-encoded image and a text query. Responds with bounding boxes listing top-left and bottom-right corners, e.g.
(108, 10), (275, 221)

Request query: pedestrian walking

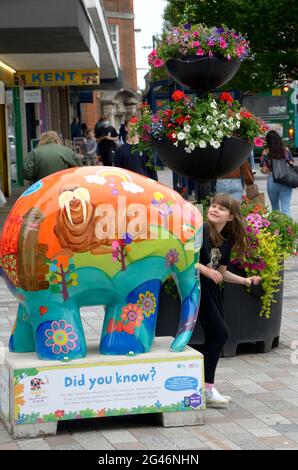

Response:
(216, 159), (254, 201)
(81, 129), (97, 166)
(260, 130), (295, 216)
(196, 193), (261, 407)
(119, 121), (128, 144)
(71, 117), (83, 140)
(23, 131), (82, 182)
(114, 117), (156, 177)
(95, 115), (118, 166)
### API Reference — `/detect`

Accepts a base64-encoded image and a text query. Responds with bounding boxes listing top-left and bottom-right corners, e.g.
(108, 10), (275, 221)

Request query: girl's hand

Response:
(245, 276), (262, 287)
(206, 268), (223, 284)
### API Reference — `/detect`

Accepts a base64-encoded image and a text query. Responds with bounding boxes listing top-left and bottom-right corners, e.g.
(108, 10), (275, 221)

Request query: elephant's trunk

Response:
(170, 277), (200, 352)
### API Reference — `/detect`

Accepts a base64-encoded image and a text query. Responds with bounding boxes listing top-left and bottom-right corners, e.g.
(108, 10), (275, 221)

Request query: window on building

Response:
(109, 24), (121, 65)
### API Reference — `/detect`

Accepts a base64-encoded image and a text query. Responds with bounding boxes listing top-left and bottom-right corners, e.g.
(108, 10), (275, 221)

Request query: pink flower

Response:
(227, 53), (232, 61)
(254, 137), (265, 147)
(258, 261), (266, 271)
(193, 31), (199, 38)
(208, 40), (215, 46)
(192, 41), (201, 47)
(196, 48), (205, 56)
(149, 49), (157, 58)
(237, 46), (245, 57)
(209, 51), (214, 57)
(153, 58), (165, 68)
(142, 132), (151, 142)
(274, 229), (280, 236)
(219, 38), (227, 48)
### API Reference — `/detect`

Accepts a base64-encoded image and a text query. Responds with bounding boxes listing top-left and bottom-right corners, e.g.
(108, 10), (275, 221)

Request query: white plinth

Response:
(0, 337), (205, 438)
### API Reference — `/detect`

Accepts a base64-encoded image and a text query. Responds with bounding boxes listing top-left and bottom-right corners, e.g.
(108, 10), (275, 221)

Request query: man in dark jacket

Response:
(95, 115), (118, 166)
(71, 117), (82, 139)
(114, 117), (158, 180)
(23, 131), (82, 182)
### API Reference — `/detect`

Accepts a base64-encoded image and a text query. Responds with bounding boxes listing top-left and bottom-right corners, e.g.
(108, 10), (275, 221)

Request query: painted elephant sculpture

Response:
(0, 166), (202, 360)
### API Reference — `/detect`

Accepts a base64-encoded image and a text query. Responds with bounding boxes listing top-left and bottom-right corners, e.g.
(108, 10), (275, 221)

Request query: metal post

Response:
(13, 87), (24, 186)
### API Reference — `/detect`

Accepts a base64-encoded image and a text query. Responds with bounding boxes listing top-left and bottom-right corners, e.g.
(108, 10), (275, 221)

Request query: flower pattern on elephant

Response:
(165, 249), (179, 267)
(45, 320), (78, 355)
(137, 291), (156, 318)
(121, 304), (144, 326)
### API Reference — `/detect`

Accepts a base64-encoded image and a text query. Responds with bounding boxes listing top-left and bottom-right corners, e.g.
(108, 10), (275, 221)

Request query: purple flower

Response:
(123, 233), (133, 245)
(165, 249), (179, 268)
(183, 23), (192, 30)
(216, 27), (225, 33)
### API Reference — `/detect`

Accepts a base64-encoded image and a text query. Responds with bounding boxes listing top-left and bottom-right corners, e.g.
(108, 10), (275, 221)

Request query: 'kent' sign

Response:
(15, 70), (100, 87)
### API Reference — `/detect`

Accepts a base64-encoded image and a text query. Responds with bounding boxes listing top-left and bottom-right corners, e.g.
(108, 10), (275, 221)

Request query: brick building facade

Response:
(81, 0), (138, 132)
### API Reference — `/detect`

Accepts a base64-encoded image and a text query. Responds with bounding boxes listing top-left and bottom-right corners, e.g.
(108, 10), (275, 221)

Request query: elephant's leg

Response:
(99, 301), (144, 355)
(31, 301), (86, 360)
(9, 304), (35, 353)
(170, 269), (200, 352)
(99, 280), (162, 355)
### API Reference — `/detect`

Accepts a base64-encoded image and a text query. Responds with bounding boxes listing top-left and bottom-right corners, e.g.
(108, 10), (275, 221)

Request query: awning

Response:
(0, 0), (119, 80)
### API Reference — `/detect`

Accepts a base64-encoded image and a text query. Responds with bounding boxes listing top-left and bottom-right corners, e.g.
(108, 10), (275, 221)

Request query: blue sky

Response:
(134, 0), (166, 89)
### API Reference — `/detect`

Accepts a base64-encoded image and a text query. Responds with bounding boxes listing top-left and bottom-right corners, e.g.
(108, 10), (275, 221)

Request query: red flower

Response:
(219, 92), (234, 103)
(129, 116), (138, 124)
(175, 116), (187, 126)
(240, 110), (252, 119)
(55, 410), (65, 418)
(167, 131), (177, 142)
(164, 109), (172, 117)
(172, 90), (186, 102)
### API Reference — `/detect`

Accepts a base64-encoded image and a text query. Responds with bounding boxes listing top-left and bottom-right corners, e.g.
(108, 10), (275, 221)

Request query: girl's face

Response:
(208, 203), (234, 226)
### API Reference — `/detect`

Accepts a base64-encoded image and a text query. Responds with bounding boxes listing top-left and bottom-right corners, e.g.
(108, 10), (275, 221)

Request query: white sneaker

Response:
(205, 387), (229, 408)
(223, 394), (232, 402)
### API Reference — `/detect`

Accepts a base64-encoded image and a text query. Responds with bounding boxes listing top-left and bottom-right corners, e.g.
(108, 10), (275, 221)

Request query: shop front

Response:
(0, 61), (16, 197)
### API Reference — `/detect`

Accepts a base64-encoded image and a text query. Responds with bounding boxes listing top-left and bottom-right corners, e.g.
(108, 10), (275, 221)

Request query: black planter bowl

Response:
(152, 136), (252, 180)
(156, 264), (284, 357)
(165, 56), (240, 91)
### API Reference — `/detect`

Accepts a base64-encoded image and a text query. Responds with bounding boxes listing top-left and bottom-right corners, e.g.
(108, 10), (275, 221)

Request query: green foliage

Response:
(78, 408), (97, 419)
(15, 368), (39, 383)
(232, 200), (298, 318)
(163, 0), (298, 91)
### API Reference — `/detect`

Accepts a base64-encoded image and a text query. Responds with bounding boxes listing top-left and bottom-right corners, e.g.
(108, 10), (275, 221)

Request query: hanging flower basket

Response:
(133, 92), (267, 180)
(152, 136), (252, 180)
(165, 56), (240, 91)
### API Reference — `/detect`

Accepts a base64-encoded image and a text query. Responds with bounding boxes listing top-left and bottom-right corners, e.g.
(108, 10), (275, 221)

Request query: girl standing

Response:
(260, 130), (294, 216)
(197, 193), (261, 407)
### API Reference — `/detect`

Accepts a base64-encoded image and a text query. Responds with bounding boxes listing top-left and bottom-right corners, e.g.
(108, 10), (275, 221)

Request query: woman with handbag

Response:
(260, 130), (295, 216)
(216, 159), (254, 201)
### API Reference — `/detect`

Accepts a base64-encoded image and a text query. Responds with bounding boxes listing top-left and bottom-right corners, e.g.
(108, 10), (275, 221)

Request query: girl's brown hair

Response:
(207, 193), (248, 257)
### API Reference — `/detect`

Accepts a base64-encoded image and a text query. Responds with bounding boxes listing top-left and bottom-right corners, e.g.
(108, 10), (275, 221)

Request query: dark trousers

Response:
(199, 284), (230, 383)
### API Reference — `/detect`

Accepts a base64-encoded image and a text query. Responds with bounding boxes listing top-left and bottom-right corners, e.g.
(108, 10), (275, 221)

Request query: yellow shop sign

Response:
(15, 69), (100, 87)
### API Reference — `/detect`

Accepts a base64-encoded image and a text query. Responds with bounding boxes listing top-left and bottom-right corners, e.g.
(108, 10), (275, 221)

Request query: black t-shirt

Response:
(199, 223), (231, 283)
(96, 125), (118, 158)
(114, 143), (148, 176)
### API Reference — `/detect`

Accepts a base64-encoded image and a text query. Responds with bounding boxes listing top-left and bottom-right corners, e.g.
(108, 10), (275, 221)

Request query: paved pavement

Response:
(0, 170), (298, 450)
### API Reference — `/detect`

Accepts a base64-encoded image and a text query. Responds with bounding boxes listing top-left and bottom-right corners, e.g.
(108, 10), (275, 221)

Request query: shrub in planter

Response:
(156, 201), (298, 355)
